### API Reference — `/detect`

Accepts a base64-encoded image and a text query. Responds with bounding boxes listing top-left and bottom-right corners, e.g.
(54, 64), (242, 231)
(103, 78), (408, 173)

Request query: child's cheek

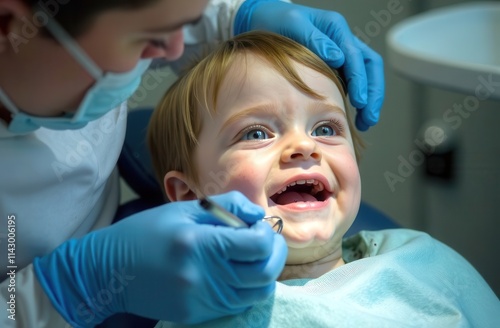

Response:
(344, 157), (361, 188)
(223, 165), (263, 202)
(338, 155), (362, 218)
(212, 149), (276, 202)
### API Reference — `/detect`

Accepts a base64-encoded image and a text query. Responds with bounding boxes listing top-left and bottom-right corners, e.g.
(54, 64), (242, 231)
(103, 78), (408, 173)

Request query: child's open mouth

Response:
(270, 179), (331, 206)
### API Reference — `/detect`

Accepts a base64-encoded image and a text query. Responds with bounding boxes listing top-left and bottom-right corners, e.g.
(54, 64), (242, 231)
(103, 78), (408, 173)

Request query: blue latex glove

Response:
(235, 0), (385, 131)
(33, 191), (287, 327)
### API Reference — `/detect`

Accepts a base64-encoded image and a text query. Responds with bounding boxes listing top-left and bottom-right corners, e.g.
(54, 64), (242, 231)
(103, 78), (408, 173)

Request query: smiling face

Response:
(165, 52), (361, 266)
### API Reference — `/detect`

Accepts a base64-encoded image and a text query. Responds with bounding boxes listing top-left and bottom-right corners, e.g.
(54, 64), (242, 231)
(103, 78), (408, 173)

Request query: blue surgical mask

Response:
(0, 11), (151, 134)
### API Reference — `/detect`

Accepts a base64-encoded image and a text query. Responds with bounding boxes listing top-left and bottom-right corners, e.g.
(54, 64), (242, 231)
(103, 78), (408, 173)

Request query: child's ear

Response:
(164, 171), (198, 202)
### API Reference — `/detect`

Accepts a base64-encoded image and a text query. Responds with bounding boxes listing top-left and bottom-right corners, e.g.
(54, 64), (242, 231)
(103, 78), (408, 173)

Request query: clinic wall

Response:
(418, 0), (500, 296)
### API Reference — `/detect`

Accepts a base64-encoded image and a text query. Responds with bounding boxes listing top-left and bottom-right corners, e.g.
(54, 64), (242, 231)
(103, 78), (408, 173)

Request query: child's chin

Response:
(279, 212), (353, 248)
(283, 230), (334, 248)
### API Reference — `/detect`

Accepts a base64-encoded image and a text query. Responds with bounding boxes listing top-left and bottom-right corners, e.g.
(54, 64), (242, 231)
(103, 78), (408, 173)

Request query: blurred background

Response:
(123, 0), (500, 296)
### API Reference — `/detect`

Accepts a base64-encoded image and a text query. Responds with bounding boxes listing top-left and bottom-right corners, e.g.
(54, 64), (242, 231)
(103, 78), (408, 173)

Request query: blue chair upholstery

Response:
(118, 108), (163, 202)
(117, 108), (399, 233)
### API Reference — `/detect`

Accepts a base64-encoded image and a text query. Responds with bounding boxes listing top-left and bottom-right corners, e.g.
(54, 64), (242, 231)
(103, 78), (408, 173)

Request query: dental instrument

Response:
(199, 197), (283, 234)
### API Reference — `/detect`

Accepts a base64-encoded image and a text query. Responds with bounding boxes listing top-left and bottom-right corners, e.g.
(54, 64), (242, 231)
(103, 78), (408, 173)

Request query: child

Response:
(148, 31), (499, 327)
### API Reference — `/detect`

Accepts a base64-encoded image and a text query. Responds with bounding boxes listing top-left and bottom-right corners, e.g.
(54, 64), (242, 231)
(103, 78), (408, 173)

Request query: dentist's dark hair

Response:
(22, 0), (160, 37)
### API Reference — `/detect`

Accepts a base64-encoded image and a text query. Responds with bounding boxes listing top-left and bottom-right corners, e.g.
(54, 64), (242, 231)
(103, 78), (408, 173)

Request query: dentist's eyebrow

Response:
(219, 103), (280, 136)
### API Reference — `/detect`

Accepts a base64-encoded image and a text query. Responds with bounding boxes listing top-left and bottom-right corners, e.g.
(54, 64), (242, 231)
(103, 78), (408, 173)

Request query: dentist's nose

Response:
(162, 29), (185, 61)
(280, 133), (322, 163)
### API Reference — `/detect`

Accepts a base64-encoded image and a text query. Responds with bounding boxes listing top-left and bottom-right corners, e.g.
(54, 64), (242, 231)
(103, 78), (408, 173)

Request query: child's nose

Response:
(280, 133), (322, 163)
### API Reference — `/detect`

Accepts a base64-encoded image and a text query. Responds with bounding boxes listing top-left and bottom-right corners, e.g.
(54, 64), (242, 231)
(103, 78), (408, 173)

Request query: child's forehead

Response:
(223, 52), (333, 87)
(221, 50), (330, 92)
(227, 55), (341, 93)
(228, 51), (288, 71)
(224, 52), (268, 77)
(214, 71), (345, 114)
(200, 50), (347, 118)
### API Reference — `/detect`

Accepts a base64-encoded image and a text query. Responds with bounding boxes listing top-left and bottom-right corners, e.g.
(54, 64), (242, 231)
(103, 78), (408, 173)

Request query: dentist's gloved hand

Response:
(33, 191), (287, 327)
(235, 0), (385, 131)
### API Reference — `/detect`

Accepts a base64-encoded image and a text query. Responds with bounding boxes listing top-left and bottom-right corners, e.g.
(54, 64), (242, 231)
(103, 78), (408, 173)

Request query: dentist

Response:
(0, 0), (384, 327)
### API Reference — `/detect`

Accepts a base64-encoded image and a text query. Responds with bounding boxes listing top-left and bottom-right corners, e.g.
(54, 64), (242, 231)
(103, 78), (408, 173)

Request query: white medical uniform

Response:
(0, 0), (251, 326)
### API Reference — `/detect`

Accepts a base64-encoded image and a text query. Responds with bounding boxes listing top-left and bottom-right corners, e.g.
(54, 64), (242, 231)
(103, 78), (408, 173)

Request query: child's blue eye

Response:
(311, 119), (345, 137)
(242, 129), (269, 140)
(312, 125), (335, 136)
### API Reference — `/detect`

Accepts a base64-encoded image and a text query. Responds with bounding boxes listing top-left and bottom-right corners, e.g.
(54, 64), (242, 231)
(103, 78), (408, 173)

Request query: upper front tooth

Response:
(306, 179), (315, 184)
(296, 180), (306, 185)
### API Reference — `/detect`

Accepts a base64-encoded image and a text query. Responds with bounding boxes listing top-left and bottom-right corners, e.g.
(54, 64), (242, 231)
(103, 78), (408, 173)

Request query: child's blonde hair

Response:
(148, 31), (363, 193)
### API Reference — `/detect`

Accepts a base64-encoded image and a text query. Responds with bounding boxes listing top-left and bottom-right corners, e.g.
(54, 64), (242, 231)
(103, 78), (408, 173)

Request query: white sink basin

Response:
(387, 2), (500, 100)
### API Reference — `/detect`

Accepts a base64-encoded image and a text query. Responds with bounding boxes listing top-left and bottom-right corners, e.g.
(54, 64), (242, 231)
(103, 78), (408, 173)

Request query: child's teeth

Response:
(275, 179), (326, 196)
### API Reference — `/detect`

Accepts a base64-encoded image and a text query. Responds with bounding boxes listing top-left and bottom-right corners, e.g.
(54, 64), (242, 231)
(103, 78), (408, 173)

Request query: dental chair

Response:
(116, 108), (400, 235)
